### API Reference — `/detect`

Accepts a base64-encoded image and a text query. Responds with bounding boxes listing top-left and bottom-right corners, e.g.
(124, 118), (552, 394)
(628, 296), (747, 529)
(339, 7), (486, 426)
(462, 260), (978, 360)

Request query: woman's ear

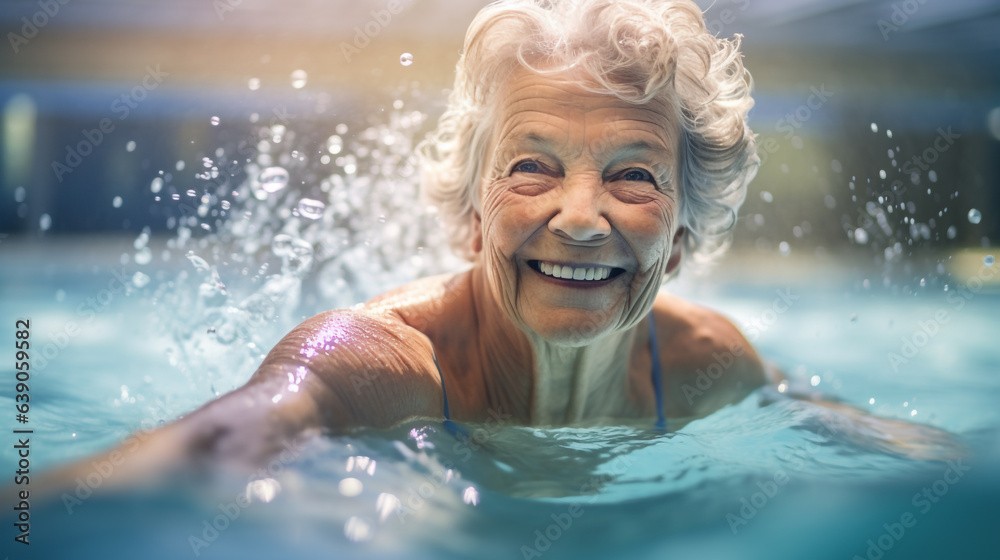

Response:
(471, 211), (483, 254)
(665, 226), (685, 275)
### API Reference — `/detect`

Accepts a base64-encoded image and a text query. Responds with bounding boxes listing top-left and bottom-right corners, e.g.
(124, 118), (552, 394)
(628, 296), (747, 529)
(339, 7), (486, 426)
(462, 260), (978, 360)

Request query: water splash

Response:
(136, 98), (462, 392)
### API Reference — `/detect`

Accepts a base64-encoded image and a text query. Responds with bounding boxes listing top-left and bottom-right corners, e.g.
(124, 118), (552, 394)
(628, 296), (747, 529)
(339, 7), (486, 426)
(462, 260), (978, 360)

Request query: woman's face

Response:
(476, 70), (683, 346)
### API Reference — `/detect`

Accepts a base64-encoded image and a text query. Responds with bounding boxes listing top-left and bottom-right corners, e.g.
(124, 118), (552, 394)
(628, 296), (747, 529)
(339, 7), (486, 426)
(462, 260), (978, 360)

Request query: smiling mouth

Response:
(527, 260), (626, 282)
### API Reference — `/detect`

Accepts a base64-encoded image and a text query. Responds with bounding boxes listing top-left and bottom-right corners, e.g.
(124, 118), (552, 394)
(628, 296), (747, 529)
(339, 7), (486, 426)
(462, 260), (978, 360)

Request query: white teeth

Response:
(536, 261), (612, 282)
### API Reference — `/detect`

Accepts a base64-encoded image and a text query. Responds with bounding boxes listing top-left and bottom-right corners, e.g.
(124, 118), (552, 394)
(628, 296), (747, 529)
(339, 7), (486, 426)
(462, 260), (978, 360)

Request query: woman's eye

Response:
(621, 169), (655, 183)
(513, 160), (541, 174)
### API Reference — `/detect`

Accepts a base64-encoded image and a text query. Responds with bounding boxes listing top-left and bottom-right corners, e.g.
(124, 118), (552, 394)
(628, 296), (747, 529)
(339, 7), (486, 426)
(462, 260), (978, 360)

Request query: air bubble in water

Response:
(291, 69), (308, 89)
(870, 123), (878, 133)
(853, 228), (869, 244)
(968, 208), (982, 224)
(132, 271), (150, 288)
(259, 167), (289, 194)
(126, 140), (136, 152)
(248, 77), (261, 91)
(210, 116), (220, 126)
(986, 255), (995, 268)
(113, 196), (123, 208)
(151, 177), (163, 193)
(778, 241), (790, 255)
(400, 53), (413, 66)
(760, 191), (773, 203)
(176, 160), (186, 171)
(947, 226), (957, 239)
(297, 198), (325, 220)
(39, 213), (51, 231)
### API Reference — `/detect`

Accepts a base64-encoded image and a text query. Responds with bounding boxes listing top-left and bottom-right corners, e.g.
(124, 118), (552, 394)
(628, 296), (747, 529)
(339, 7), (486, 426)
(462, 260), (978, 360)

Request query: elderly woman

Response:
(30, 0), (956, 491)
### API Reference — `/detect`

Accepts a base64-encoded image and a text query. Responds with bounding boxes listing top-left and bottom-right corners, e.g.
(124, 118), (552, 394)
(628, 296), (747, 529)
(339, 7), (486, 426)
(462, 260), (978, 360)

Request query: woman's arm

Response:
(23, 309), (444, 500)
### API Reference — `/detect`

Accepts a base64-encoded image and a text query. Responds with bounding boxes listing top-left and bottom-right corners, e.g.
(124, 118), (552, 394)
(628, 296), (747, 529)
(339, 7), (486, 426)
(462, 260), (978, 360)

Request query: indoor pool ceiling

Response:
(0, 0), (998, 53)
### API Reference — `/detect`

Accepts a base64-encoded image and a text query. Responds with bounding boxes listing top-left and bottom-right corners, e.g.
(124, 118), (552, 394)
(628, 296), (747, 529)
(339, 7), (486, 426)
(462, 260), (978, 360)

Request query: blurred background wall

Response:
(1, 0), (998, 286)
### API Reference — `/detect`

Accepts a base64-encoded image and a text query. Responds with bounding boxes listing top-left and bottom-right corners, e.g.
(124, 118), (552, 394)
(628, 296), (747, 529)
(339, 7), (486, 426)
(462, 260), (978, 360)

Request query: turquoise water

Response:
(2, 249), (998, 560)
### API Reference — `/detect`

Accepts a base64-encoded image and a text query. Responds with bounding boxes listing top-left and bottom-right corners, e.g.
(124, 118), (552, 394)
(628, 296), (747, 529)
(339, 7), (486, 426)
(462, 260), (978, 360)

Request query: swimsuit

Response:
(433, 313), (666, 438)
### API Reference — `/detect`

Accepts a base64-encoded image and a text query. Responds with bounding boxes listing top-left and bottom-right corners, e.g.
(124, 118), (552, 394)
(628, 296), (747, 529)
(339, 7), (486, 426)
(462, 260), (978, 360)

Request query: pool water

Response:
(2, 247), (998, 560)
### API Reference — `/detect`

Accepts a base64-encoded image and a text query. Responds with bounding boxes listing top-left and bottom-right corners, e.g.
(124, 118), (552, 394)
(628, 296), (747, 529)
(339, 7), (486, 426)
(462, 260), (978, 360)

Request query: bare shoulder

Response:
(650, 293), (769, 417)
(255, 307), (444, 430)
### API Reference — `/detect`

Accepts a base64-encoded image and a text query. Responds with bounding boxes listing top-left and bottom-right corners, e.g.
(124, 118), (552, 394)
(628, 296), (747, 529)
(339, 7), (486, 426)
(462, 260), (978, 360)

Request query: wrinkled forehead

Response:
(489, 68), (679, 156)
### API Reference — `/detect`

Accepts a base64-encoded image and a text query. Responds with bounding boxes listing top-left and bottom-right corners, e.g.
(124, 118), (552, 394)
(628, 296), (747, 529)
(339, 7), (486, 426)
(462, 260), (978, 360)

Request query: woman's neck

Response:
(468, 265), (639, 426)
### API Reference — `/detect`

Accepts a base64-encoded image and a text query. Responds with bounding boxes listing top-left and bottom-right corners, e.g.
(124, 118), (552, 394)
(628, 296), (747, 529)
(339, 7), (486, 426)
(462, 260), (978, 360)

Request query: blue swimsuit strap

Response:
(434, 351), (470, 439)
(435, 313), (666, 435)
(648, 313), (667, 431)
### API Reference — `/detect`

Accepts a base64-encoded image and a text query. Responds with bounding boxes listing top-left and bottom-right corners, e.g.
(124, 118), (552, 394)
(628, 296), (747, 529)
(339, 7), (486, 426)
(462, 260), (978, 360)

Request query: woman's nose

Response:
(547, 178), (611, 242)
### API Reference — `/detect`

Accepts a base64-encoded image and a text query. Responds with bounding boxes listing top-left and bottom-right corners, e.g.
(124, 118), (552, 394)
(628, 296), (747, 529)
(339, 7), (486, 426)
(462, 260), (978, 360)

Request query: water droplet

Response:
(344, 516), (372, 542)
(947, 226), (957, 239)
(297, 198), (325, 220)
(39, 213), (51, 231)
(778, 241), (790, 255)
(290, 69), (308, 89)
(853, 228), (868, 244)
(339, 477), (363, 497)
(810, 375), (821, 386)
(150, 177), (163, 193)
(210, 116), (220, 126)
(336, 123), (348, 135)
(176, 160), (186, 171)
(112, 196), (123, 208)
(399, 53), (413, 66)
(272, 234), (295, 257)
(248, 77), (261, 91)
(760, 191), (773, 203)
(258, 167), (289, 194)
(126, 140), (136, 152)
(870, 122), (878, 133)
(132, 271), (150, 288)
(135, 247), (152, 265)
(879, 169), (886, 180)
(327, 135), (343, 154)
(986, 255), (995, 268)
(968, 208), (982, 224)
(185, 251), (211, 272)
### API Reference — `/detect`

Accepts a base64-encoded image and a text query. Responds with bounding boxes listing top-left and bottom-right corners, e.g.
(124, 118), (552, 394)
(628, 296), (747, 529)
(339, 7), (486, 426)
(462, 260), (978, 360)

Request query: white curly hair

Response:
(417, 0), (758, 268)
